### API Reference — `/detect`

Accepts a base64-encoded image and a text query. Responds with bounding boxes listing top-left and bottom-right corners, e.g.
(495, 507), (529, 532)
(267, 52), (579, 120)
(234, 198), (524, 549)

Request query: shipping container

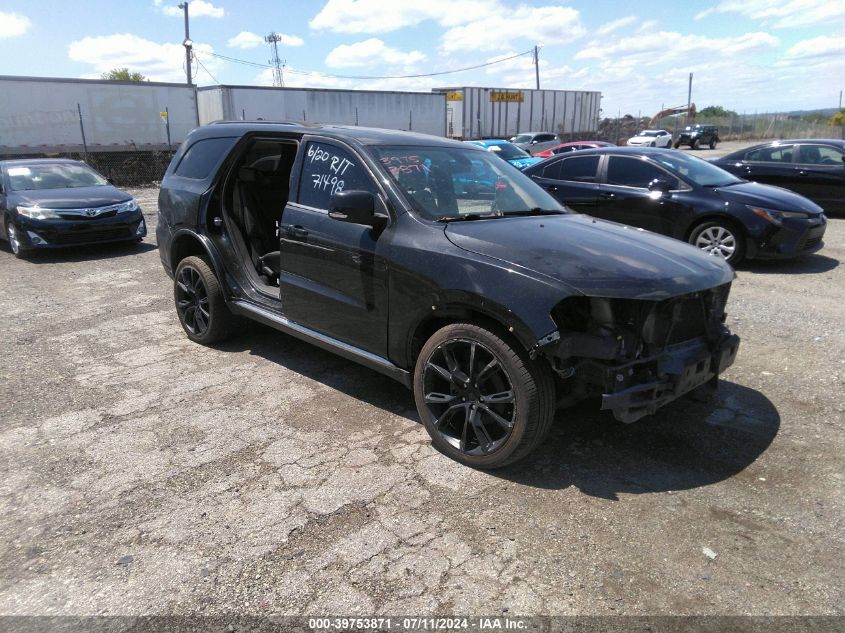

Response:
(0, 75), (198, 155)
(198, 85), (447, 137)
(434, 87), (602, 140)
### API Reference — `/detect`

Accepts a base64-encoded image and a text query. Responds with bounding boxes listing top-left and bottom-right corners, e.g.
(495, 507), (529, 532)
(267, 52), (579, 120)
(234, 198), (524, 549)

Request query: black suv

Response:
(675, 124), (720, 150)
(158, 122), (739, 468)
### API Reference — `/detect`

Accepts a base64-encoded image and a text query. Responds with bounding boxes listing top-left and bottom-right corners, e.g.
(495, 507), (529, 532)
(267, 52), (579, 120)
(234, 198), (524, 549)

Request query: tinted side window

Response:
(797, 145), (844, 165)
(536, 134), (556, 142)
(745, 145), (794, 163)
(174, 137), (235, 179)
(544, 156), (599, 182)
(607, 157), (675, 188)
(298, 142), (377, 210)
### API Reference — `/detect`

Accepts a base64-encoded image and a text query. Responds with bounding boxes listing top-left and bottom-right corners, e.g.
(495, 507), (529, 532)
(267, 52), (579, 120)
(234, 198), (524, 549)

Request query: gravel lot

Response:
(0, 185), (842, 618)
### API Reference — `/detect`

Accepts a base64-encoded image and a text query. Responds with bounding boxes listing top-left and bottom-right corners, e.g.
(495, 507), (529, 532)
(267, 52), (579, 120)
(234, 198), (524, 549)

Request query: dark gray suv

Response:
(157, 122), (739, 468)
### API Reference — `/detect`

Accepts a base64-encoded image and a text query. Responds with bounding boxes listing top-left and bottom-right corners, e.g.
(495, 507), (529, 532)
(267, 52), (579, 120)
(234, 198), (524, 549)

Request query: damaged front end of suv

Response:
(536, 284), (739, 423)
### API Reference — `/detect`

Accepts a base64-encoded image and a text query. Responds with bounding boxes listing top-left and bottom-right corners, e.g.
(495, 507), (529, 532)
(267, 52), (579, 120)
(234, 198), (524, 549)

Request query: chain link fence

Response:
(587, 114), (845, 146)
(0, 150), (177, 187)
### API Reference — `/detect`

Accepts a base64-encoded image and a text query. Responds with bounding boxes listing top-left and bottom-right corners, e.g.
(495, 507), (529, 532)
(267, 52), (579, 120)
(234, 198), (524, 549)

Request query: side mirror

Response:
(328, 190), (386, 228)
(648, 178), (673, 194)
(531, 140), (538, 144)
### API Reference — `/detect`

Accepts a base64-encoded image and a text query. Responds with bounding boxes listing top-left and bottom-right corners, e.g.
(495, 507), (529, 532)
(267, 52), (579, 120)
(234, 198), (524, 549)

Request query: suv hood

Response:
(714, 181), (823, 214)
(11, 186), (131, 209)
(445, 214), (734, 299)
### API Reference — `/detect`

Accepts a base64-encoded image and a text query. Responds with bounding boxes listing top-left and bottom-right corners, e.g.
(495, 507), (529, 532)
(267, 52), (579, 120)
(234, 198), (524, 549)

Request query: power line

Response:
(193, 53), (219, 84)
(203, 48), (535, 81)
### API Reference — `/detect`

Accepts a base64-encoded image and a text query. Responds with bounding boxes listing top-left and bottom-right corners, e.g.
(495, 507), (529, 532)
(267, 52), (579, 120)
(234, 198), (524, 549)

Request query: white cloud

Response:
(440, 6), (585, 53)
(158, 0), (224, 19)
(638, 20), (658, 33)
(0, 11), (30, 38)
(68, 33), (221, 83)
(310, 1), (585, 54)
(325, 38), (425, 68)
(309, 0), (495, 33)
(782, 35), (845, 61)
(228, 31), (304, 49)
(595, 16), (636, 36)
(576, 31), (779, 66)
(695, 0), (845, 28)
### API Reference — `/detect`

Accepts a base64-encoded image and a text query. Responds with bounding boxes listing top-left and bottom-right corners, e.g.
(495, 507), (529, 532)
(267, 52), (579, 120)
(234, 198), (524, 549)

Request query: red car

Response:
(534, 141), (615, 159)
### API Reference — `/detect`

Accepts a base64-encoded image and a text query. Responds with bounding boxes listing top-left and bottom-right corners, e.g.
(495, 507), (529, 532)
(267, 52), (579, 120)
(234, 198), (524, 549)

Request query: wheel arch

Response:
(407, 303), (537, 370)
(684, 213), (748, 242)
(169, 229), (228, 290)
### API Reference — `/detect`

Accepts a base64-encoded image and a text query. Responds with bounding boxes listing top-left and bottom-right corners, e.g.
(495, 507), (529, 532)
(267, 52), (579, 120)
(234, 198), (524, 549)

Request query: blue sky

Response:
(1, 0), (843, 116)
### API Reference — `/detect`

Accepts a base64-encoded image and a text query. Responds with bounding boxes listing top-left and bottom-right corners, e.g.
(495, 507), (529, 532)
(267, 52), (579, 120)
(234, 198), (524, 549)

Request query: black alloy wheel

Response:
(414, 323), (555, 468)
(423, 338), (516, 456)
(174, 256), (235, 344)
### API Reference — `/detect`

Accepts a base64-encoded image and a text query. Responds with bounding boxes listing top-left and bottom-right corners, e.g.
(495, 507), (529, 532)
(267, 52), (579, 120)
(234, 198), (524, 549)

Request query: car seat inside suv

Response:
(226, 139), (297, 287)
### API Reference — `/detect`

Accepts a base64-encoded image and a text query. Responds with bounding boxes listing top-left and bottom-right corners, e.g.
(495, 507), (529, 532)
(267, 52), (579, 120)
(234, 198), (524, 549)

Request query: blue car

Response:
(464, 139), (545, 170)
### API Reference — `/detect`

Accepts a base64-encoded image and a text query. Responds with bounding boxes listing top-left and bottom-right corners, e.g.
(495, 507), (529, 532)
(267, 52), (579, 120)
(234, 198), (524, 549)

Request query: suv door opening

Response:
(223, 138), (298, 290)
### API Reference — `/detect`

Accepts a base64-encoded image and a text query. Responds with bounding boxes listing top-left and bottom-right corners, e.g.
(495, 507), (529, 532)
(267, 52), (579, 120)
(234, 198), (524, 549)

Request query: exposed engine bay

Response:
(540, 283), (740, 422)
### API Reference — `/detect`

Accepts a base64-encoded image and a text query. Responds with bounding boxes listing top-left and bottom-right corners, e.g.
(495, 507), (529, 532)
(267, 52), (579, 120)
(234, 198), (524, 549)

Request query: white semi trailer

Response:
(0, 75), (198, 154)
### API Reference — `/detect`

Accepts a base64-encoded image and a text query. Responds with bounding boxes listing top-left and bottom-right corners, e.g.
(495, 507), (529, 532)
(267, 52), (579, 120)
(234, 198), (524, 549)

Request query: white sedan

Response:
(627, 129), (673, 148)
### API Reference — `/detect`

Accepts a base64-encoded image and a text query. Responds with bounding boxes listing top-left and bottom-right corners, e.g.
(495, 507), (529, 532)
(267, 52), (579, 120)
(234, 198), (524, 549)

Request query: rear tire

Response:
(413, 322), (555, 469)
(689, 220), (745, 266)
(174, 256), (236, 344)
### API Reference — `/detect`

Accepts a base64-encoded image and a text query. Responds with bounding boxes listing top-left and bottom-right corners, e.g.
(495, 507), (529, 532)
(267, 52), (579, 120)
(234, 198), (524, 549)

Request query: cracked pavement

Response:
(0, 187), (842, 616)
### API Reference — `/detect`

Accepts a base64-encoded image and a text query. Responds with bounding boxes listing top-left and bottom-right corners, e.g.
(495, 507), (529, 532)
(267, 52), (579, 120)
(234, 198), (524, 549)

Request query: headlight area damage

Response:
(534, 284), (740, 423)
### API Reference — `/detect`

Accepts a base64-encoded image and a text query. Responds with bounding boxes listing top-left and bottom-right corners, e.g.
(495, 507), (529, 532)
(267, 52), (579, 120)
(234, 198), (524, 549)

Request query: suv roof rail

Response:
(208, 120), (323, 128)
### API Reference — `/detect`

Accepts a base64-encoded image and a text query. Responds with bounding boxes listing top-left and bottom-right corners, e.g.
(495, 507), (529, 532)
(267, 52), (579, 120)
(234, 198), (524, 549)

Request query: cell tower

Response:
(265, 32), (286, 87)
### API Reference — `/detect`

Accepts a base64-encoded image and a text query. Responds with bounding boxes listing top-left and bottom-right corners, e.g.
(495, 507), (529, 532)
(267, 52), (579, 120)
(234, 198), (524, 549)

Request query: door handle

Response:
(282, 224), (309, 238)
(599, 192), (615, 199)
(798, 170), (808, 176)
(544, 185), (559, 192)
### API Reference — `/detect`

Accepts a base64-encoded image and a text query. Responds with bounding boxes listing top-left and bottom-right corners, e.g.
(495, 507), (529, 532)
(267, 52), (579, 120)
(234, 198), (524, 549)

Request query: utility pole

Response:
(178, 2), (192, 85)
(265, 33), (285, 87)
(534, 45), (540, 90)
(687, 72), (693, 122)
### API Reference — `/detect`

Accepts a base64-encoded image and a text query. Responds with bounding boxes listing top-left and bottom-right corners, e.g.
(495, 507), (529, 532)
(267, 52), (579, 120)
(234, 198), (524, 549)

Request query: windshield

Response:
(370, 145), (565, 220)
(511, 135), (532, 144)
(485, 142), (529, 160)
(652, 152), (743, 188)
(6, 163), (108, 191)
(639, 131), (659, 137)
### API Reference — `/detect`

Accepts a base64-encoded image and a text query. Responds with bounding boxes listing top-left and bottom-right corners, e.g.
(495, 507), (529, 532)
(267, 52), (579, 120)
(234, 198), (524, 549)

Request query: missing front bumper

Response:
(599, 334), (740, 423)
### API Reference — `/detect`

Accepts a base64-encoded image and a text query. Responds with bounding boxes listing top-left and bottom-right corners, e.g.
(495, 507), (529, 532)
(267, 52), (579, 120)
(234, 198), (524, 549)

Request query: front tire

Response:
(689, 220), (745, 266)
(709, 139), (717, 150)
(692, 138), (701, 150)
(5, 220), (28, 259)
(413, 323), (555, 469)
(673, 141), (681, 149)
(174, 256), (236, 344)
